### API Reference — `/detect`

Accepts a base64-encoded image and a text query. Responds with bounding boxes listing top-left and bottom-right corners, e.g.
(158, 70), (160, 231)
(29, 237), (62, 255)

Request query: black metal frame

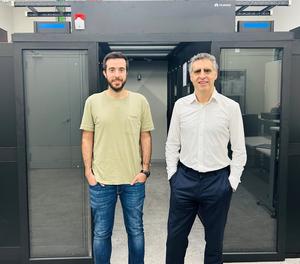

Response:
(285, 39), (300, 257)
(211, 40), (291, 262)
(13, 41), (98, 264)
(10, 31), (295, 263)
(0, 43), (21, 264)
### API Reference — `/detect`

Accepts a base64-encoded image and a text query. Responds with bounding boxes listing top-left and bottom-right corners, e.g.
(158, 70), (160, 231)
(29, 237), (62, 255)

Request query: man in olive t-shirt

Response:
(80, 52), (154, 264)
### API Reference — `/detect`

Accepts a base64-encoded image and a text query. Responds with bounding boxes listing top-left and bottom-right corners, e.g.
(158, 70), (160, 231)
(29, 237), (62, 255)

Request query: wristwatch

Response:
(140, 169), (151, 178)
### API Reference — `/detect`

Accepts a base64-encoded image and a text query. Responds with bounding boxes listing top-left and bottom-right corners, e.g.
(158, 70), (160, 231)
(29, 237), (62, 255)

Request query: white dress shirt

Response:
(165, 89), (247, 191)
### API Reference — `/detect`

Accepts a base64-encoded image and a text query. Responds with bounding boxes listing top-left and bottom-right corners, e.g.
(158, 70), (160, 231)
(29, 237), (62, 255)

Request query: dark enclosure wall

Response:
(0, 43), (21, 263)
(286, 40), (300, 256)
(71, 0), (235, 36)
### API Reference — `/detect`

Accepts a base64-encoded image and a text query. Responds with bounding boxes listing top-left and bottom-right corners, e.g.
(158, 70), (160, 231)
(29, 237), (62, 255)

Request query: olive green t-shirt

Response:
(80, 91), (154, 184)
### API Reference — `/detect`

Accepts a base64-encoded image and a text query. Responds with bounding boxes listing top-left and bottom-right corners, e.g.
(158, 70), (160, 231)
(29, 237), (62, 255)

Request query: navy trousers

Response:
(166, 162), (232, 264)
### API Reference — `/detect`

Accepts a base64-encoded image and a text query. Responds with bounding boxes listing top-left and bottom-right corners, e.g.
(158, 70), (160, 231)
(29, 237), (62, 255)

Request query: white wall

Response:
(0, 4), (60, 42)
(272, 1), (300, 31)
(126, 60), (168, 161)
(12, 7), (56, 35)
(0, 3), (13, 42)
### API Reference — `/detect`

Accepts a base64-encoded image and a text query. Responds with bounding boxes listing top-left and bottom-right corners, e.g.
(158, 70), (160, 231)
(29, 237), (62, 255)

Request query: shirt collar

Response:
(189, 88), (220, 104)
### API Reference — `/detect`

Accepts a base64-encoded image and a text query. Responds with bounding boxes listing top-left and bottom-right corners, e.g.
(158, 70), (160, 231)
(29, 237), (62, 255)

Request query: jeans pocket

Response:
(135, 181), (145, 185)
(89, 183), (99, 188)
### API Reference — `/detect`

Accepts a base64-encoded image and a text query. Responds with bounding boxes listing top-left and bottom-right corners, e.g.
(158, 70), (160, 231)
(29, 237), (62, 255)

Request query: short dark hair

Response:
(102, 51), (129, 71)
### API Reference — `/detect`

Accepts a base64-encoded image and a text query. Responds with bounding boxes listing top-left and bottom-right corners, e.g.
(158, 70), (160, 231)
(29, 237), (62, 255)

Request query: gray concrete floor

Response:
(109, 163), (300, 264)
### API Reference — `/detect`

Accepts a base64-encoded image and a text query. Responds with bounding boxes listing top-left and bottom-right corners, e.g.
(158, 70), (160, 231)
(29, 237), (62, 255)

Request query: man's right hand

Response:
(85, 169), (97, 186)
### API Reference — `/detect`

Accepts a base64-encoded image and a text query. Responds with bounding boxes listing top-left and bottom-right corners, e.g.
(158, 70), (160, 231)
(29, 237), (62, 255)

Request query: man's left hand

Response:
(130, 172), (147, 185)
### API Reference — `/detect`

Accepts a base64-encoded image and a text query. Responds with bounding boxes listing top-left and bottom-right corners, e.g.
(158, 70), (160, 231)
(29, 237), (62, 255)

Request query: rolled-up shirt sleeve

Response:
(228, 103), (247, 191)
(165, 102), (181, 180)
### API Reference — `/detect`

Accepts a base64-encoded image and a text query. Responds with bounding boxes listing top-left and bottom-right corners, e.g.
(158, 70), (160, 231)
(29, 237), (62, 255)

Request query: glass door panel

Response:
(220, 48), (282, 252)
(23, 50), (91, 258)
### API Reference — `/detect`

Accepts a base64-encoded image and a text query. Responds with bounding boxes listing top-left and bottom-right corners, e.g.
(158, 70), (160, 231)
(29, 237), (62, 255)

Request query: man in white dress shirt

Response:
(165, 53), (247, 264)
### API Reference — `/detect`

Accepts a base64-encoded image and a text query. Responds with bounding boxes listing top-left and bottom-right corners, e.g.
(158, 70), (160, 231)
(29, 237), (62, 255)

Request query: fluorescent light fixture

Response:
(122, 53), (169, 57)
(111, 45), (176, 51)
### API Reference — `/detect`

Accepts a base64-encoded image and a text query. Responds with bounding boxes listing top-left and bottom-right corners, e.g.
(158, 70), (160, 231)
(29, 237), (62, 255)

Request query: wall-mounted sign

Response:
(74, 13), (86, 30)
(237, 21), (274, 32)
(34, 22), (71, 33)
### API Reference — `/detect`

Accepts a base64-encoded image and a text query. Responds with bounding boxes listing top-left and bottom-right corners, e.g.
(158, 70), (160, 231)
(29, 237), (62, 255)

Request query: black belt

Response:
(178, 161), (230, 176)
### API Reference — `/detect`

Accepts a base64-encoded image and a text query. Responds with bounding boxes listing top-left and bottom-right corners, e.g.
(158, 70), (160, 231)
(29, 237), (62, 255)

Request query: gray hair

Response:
(188, 53), (219, 74)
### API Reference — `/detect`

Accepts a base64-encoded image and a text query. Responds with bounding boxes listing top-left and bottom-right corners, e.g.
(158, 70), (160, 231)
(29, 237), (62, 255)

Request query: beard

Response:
(107, 78), (127, 93)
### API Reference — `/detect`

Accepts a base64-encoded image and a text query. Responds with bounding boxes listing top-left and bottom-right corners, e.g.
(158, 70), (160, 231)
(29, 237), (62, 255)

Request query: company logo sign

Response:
(214, 2), (232, 7)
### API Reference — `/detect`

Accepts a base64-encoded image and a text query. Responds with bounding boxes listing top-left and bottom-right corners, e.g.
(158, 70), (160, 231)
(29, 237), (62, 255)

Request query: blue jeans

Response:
(89, 183), (145, 264)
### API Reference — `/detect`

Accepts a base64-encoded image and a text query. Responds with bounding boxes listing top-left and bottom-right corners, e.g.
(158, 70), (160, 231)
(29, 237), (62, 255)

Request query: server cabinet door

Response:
(286, 40), (300, 256)
(211, 41), (290, 261)
(23, 50), (91, 260)
(0, 43), (21, 264)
